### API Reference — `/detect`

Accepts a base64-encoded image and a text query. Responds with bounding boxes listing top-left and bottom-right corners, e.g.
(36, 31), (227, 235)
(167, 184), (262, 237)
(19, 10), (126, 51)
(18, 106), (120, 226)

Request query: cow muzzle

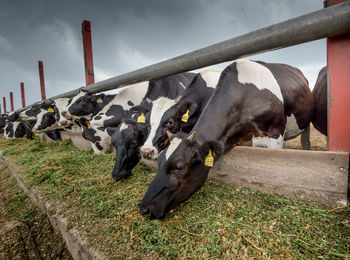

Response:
(141, 147), (158, 160)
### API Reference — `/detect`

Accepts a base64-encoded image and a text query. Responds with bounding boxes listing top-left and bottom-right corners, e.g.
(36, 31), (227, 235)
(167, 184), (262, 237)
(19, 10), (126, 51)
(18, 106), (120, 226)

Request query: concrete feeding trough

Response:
(143, 146), (349, 206)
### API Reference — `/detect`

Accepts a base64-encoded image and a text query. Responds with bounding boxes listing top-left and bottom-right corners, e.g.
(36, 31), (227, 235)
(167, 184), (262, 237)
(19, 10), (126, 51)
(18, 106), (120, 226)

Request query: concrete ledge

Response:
(0, 155), (107, 260)
(143, 147), (349, 206)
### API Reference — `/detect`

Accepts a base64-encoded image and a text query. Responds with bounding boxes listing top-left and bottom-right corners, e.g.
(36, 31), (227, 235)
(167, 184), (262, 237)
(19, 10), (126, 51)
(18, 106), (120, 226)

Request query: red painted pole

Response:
(0, 106), (1, 115)
(326, 0), (350, 152)
(81, 20), (95, 86)
(20, 82), (26, 107)
(9, 92), (14, 112)
(3, 97), (6, 114)
(38, 60), (46, 100)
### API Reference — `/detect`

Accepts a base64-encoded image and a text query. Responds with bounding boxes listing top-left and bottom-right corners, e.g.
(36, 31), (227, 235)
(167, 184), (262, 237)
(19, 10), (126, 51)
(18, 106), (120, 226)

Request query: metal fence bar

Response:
(18, 1), (350, 112)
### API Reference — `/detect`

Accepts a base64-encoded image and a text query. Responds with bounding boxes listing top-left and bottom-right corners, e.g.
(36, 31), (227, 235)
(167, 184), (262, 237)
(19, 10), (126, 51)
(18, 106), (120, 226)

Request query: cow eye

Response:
(167, 119), (174, 128)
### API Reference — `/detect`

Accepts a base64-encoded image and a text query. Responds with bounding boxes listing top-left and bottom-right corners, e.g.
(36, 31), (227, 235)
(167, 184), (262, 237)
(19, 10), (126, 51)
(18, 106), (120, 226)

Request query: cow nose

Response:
(140, 205), (151, 218)
(141, 148), (154, 159)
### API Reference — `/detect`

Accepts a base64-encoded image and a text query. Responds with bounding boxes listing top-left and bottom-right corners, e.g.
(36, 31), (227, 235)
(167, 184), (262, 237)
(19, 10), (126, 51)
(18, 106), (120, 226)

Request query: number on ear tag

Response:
(97, 98), (103, 104)
(181, 109), (190, 123)
(86, 121), (91, 129)
(137, 112), (146, 123)
(204, 149), (214, 167)
(48, 107), (54, 113)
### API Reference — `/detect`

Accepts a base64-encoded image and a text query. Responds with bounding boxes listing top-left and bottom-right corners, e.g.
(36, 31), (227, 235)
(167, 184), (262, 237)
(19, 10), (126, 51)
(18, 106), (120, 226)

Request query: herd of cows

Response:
(0, 59), (327, 219)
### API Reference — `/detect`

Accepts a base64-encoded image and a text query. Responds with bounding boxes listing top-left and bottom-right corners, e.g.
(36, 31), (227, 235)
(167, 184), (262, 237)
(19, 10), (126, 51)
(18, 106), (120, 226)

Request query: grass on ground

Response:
(0, 136), (349, 259)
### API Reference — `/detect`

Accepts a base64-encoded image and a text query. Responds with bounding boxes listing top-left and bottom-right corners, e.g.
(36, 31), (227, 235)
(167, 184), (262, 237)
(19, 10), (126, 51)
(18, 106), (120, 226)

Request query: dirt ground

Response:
(0, 163), (72, 259)
(284, 125), (327, 151)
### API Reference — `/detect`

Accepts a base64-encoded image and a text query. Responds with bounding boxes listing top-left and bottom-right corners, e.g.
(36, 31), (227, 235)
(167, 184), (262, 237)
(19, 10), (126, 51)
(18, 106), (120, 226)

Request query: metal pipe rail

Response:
(18, 1), (350, 112)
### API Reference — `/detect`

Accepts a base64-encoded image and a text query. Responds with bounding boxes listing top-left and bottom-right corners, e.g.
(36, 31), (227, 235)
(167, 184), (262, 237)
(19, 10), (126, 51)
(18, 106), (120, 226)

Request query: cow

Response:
(139, 59), (314, 219)
(140, 69), (222, 160)
(311, 66), (327, 136)
(4, 112), (33, 139)
(110, 72), (196, 181)
(31, 98), (73, 132)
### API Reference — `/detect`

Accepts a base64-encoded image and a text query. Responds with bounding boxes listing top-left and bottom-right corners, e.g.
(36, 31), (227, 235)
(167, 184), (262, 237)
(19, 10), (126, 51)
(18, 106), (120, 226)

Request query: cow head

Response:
(139, 132), (224, 219)
(111, 117), (149, 181)
(4, 120), (28, 139)
(140, 97), (178, 160)
(32, 103), (58, 132)
(63, 90), (105, 119)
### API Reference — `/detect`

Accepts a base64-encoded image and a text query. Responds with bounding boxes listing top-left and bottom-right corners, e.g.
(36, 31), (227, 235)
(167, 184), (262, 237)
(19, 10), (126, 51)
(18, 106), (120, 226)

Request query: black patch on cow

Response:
(94, 116), (102, 120)
(127, 101), (134, 106)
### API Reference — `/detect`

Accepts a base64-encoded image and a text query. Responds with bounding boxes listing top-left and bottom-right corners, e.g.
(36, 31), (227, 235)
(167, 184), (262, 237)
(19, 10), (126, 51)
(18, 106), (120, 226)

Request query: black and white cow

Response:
(31, 98), (73, 132)
(110, 72), (196, 181)
(139, 59), (314, 219)
(140, 69), (222, 160)
(311, 66), (327, 136)
(4, 112), (33, 139)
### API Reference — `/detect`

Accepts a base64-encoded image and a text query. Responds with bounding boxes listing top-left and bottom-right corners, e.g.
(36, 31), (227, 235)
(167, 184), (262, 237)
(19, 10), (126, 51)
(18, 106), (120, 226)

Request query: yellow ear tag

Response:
(181, 109), (190, 123)
(54, 114), (58, 120)
(86, 121), (91, 129)
(97, 98), (103, 104)
(204, 149), (214, 167)
(47, 107), (54, 113)
(137, 112), (146, 123)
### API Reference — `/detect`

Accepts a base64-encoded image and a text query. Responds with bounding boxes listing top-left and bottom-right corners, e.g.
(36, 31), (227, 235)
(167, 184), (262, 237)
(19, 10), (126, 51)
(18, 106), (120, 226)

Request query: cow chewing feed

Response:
(139, 59), (314, 219)
(110, 72), (196, 181)
(311, 66), (327, 136)
(4, 112), (33, 139)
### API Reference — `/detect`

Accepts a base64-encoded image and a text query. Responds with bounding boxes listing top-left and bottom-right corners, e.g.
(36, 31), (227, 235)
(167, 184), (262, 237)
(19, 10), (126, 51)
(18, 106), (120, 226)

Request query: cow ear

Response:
(199, 140), (224, 167)
(106, 127), (118, 137)
(178, 101), (198, 119)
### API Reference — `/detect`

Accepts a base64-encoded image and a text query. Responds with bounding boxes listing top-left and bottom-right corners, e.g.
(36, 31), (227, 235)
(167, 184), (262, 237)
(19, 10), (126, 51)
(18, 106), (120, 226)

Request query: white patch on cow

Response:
(199, 69), (222, 88)
(5, 121), (21, 139)
(236, 59), (284, 103)
(90, 127), (113, 154)
(141, 97), (177, 156)
(165, 137), (183, 160)
(252, 134), (284, 149)
(284, 114), (303, 140)
(32, 109), (47, 132)
(55, 98), (72, 127)
(119, 122), (128, 131)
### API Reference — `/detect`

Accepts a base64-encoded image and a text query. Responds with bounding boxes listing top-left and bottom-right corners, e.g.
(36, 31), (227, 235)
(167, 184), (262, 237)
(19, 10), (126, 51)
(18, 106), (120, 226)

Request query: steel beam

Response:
(82, 20), (95, 86)
(20, 82), (26, 108)
(38, 61), (46, 100)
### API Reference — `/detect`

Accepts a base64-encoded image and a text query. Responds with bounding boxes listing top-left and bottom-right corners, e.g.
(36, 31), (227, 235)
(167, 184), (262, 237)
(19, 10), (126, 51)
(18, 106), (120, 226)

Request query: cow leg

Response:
(300, 124), (311, 150)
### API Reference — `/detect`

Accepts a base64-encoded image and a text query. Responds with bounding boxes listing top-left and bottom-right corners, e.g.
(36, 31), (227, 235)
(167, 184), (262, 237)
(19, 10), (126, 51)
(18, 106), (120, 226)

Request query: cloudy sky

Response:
(0, 0), (326, 112)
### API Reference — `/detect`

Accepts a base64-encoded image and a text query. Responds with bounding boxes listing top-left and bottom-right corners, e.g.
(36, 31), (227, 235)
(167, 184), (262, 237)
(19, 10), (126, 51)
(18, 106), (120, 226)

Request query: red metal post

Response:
(9, 92), (14, 112)
(326, 0), (350, 152)
(81, 20), (95, 86)
(20, 82), (26, 107)
(3, 97), (6, 114)
(38, 60), (46, 100)
(0, 106), (1, 115)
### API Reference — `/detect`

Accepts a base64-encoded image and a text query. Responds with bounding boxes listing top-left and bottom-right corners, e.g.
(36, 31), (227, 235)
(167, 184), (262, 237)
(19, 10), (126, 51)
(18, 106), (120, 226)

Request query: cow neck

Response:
(191, 65), (241, 146)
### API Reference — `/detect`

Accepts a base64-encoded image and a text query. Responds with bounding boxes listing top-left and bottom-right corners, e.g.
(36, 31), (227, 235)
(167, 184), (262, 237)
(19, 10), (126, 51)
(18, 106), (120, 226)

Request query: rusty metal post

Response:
(20, 82), (26, 107)
(9, 92), (14, 111)
(0, 106), (1, 115)
(82, 20), (95, 86)
(326, 0), (350, 152)
(3, 97), (6, 114)
(38, 61), (46, 100)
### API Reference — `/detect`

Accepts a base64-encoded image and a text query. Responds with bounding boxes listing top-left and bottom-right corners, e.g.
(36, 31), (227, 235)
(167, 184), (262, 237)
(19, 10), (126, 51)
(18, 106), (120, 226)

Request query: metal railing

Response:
(17, 1), (350, 112)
